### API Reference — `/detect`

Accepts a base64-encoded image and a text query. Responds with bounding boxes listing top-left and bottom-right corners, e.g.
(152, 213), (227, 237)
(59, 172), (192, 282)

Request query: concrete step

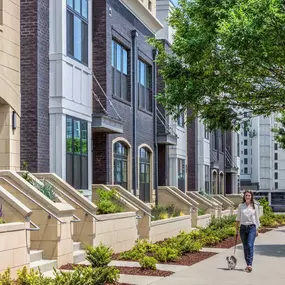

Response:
(73, 242), (81, 251)
(73, 250), (86, 264)
(30, 250), (43, 263)
(30, 259), (57, 273)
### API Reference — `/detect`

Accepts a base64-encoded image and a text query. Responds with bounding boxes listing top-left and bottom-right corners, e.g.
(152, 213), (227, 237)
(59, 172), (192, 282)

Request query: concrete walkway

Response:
(149, 227), (285, 285)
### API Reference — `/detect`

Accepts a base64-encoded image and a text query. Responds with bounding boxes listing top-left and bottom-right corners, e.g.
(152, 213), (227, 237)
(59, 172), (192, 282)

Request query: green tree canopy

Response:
(151, 0), (285, 131)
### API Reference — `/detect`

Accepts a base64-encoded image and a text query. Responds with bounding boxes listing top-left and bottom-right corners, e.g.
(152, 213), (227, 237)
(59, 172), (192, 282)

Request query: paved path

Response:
(149, 227), (285, 285)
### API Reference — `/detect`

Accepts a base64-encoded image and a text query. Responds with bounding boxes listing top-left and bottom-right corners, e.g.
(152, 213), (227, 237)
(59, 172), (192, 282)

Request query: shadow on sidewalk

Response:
(254, 244), (285, 257)
(217, 268), (245, 272)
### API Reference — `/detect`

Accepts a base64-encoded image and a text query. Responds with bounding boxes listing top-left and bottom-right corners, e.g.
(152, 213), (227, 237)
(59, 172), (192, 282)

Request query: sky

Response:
(171, 0), (178, 6)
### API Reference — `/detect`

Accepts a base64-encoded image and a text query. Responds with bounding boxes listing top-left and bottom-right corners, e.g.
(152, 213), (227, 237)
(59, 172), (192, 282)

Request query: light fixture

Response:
(12, 111), (16, 130)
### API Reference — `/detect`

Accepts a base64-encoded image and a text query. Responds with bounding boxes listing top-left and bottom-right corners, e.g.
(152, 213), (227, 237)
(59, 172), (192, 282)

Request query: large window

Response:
(138, 60), (152, 112)
(205, 165), (210, 194)
(114, 142), (128, 189)
(177, 107), (185, 127)
(67, 0), (88, 64)
(66, 116), (88, 189)
(212, 131), (218, 150)
(112, 40), (129, 101)
(178, 159), (185, 192)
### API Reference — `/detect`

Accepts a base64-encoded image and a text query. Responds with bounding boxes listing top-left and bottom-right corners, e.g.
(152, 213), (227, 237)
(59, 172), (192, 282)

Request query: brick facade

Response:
(92, 0), (155, 195)
(20, 0), (50, 172)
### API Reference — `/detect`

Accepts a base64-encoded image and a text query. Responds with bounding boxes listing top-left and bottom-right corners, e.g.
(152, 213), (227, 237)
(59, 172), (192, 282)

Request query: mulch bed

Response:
(210, 236), (242, 249)
(59, 264), (173, 277)
(259, 228), (273, 234)
(163, 251), (216, 266)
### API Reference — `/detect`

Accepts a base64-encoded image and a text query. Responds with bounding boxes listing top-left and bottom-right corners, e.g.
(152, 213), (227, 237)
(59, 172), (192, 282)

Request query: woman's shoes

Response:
(245, 266), (252, 272)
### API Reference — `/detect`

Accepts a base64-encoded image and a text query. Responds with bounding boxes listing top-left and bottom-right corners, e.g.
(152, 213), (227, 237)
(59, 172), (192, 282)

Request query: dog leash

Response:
(233, 234), (238, 256)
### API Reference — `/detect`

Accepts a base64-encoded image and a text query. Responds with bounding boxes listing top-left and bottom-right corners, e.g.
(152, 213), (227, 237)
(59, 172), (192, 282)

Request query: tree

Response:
(151, 0), (285, 131)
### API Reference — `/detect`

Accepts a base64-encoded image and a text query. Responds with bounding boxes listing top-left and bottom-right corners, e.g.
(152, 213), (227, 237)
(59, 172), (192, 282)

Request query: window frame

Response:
(111, 40), (130, 102)
(205, 165), (210, 194)
(244, 167), (248, 174)
(138, 59), (152, 113)
(66, 0), (88, 65)
(177, 107), (185, 128)
(66, 116), (88, 189)
(114, 142), (129, 189)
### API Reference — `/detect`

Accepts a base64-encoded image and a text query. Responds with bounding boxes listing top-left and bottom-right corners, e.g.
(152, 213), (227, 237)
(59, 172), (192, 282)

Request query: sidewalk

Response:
(149, 227), (285, 285)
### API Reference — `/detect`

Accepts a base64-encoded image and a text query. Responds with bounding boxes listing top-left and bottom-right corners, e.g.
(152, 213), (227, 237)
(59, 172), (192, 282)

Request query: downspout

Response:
(131, 30), (138, 197)
(153, 49), (158, 206)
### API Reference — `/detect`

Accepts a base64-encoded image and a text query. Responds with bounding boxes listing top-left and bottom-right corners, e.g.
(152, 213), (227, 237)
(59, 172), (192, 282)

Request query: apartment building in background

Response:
(92, 0), (163, 203)
(0, 0), (21, 171)
(240, 115), (285, 191)
(21, 0), (93, 197)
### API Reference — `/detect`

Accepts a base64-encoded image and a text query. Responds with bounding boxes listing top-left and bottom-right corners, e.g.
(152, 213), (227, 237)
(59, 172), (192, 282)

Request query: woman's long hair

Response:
(243, 190), (255, 209)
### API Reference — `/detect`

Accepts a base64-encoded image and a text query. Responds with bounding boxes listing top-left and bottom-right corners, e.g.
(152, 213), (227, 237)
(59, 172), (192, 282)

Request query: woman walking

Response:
(236, 190), (260, 272)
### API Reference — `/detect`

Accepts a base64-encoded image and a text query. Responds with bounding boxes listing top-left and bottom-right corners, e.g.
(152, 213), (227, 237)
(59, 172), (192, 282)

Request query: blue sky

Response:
(171, 0), (178, 6)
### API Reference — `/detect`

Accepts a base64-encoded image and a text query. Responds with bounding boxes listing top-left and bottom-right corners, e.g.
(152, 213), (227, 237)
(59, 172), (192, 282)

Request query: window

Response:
(114, 142), (128, 189)
(275, 172), (278, 180)
(212, 171), (218, 194)
(67, 0), (88, 64)
(212, 131), (218, 150)
(244, 167), (248, 174)
(244, 122), (248, 136)
(237, 134), (240, 157)
(66, 116), (88, 189)
(275, 143), (278, 151)
(204, 126), (209, 140)
(220, 132), (224, 152)
(205, 165), (210, 193)
(112, 40), (129, 101)
(275, 153), (278, 160)
(138, 60), (152, 112)
(244, 149), (248, 155)
(244, 139), (248, 146)
(244, 158), (248, 165)
(178, 159), (186, 191)
(177, 107), (185, 127)
(275, 182), (278, 190)
(275, 162), (278, 170)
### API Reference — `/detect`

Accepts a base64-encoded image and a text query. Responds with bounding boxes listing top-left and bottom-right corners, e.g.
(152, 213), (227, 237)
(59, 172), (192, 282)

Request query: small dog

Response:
(226, 255), (237, 270)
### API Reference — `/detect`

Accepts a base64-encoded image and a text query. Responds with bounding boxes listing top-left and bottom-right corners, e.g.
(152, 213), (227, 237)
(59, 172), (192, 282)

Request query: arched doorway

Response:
(219, 172), (224, 195)
(212, 170), (218, 194)
(139, 147), (151, 202)
(113, 141), (129, 189)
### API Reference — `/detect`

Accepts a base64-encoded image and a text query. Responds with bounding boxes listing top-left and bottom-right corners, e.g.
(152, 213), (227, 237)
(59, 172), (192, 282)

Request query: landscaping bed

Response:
(210, 236), (242, 248)
(60, 264), (173, 277)
(163, 251), (216, 266)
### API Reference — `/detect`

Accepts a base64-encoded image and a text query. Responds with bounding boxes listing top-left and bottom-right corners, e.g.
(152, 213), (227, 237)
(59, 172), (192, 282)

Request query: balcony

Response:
(92, 114), (123, 134)
(210, 150), (219, 169)
(157, 132), (177, 145)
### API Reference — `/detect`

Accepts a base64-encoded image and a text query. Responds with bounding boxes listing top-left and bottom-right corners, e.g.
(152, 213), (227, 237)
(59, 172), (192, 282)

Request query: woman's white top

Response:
(236, 203), (260, 228)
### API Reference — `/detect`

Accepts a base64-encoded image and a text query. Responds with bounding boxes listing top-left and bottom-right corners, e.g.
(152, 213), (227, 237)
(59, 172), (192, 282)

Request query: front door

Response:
(139, 148), (150, 202)
(178, 159), (185, 192)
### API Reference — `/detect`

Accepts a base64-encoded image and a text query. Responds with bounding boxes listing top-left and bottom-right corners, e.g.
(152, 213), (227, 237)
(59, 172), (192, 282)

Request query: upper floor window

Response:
(138, 60), (152, 112)
(204, 126), (210, 140)
(177, 106), (184, 127)
(67, 0), (88, 65)
(244, 139), (248, 146)
(237, 134), (240, 157)
(212, 131), (218, 150)
(112, 40), (129, 101)
(244, 149), (248, 155)
(148, 0), (152, 11)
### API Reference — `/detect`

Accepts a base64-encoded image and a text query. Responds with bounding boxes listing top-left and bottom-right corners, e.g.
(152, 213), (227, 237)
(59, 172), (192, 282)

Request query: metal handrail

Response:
(45, 180), (99, 221)
(27, 220), (40, 231)
(71, 214), (81, 223)
(0, 177), (65, 224)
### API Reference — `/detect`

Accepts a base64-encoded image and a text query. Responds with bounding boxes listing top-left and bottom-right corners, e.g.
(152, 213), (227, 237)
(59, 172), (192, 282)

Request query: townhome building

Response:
(21, 0), (93, 197)
(92, 0), (163, 203)
(0, 0), (21, 171)
(156, 0), (187, 192)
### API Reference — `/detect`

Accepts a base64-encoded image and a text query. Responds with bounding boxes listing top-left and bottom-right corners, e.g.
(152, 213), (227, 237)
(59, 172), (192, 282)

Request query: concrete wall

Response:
(150, 215), (191, 242)
(196, 214), (211, 228)
(95, 212), (138, 253)
(0, 0), (20, 171)
(0, 223), (29, 277)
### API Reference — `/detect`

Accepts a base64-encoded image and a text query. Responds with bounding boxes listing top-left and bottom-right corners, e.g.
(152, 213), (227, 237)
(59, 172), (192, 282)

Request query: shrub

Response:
(96, 189), (123, 214)
(32, 179), (56, 201)
(85, 243), (113, 268)
(153, 246), (179, 263)
(151, 204), (182, 221)
(258, 197), (273, 216)
(198, 209), (206, 216)
(0, 268), (13, 285)
(16, 266), (52, 285)
(139, 256), (157, 270)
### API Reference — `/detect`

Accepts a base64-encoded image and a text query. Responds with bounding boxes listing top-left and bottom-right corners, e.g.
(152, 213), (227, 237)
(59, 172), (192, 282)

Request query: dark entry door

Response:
(178, 158), (185, 192)
(139, 148), (150, 202)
